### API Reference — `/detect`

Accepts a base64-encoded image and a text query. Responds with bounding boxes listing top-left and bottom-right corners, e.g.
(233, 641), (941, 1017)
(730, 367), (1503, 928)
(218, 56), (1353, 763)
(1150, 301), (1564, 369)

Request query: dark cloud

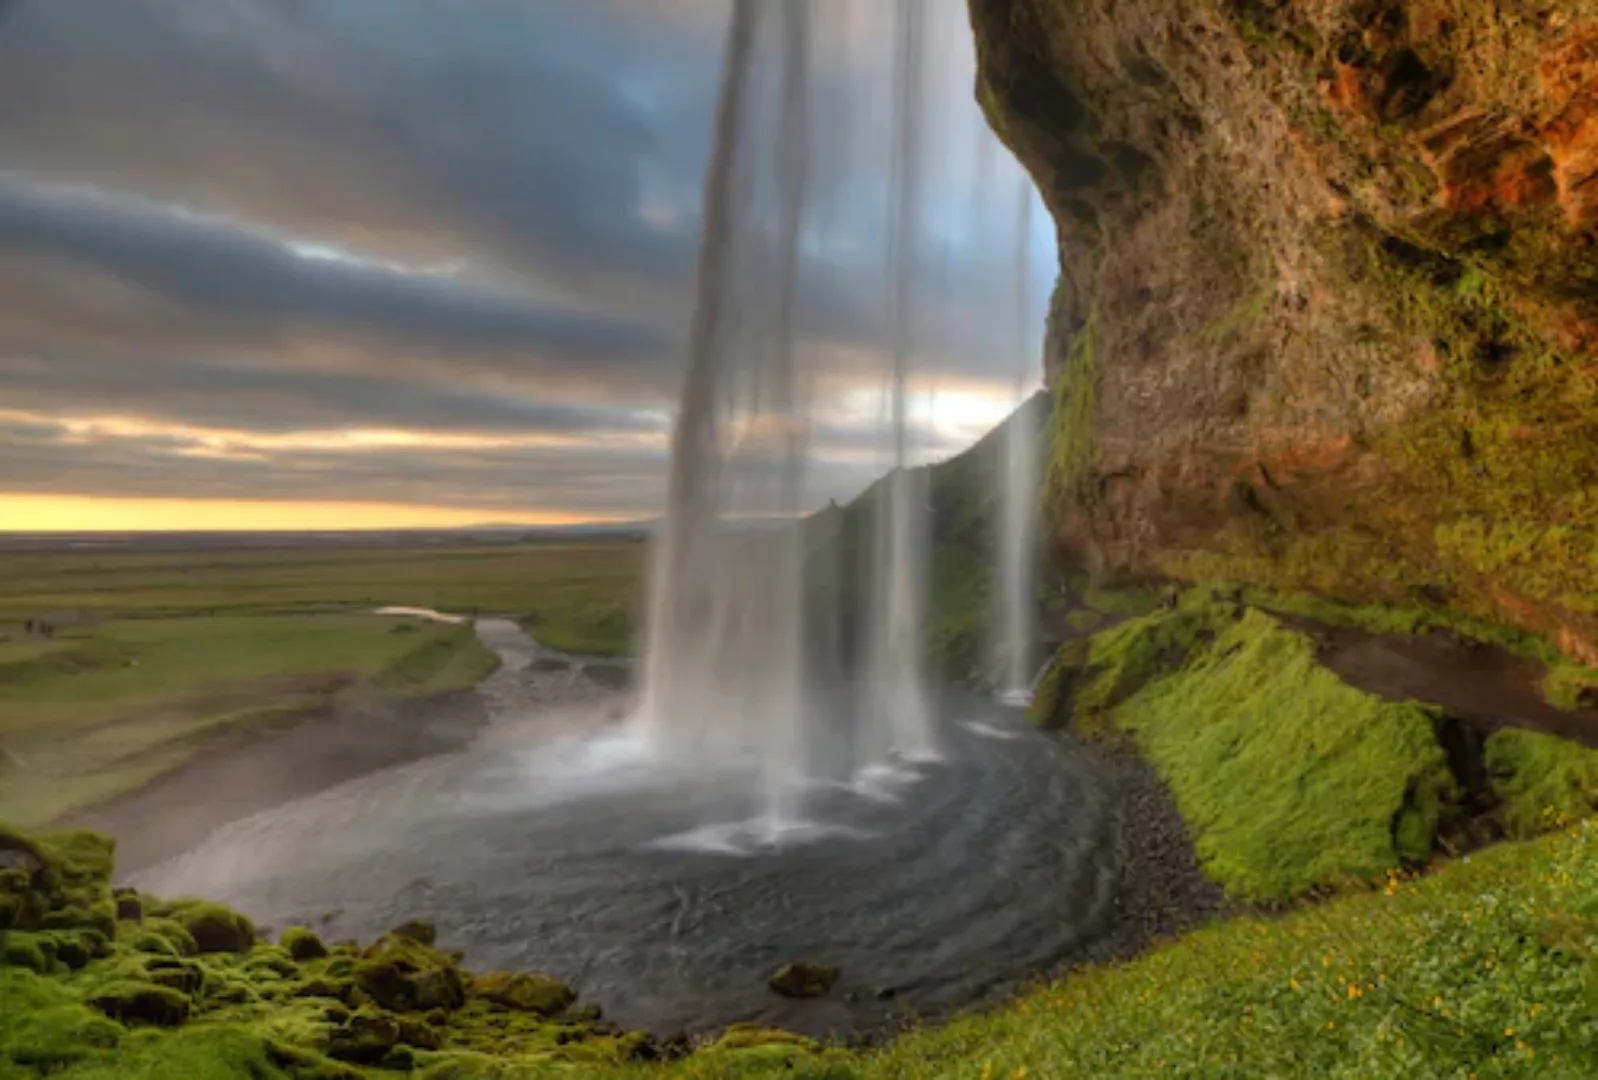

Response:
(0, 180), (673, 378)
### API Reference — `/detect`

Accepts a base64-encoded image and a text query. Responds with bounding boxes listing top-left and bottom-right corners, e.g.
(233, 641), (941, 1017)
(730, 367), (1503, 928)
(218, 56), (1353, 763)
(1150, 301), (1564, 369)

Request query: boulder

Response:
(87, 980), (191, 1026)
(175, 902), (255, 954)
(354, 932), (465, 1012)
(767, 960), (838, 999)
(280, 925), (329, 961)
(325, 1010), (400, 1065)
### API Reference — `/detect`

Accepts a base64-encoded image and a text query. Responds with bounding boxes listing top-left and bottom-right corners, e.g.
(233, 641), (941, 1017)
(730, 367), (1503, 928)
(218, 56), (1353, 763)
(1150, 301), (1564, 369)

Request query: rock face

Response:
(970, 0), (1598, 660)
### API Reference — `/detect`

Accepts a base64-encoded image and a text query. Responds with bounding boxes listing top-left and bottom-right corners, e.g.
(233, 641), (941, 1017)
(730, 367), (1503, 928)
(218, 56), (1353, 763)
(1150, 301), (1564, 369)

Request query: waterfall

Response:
(994, 175), (1039, 705)
(635, 0), (957, 832)
(858, 0), (937, 764)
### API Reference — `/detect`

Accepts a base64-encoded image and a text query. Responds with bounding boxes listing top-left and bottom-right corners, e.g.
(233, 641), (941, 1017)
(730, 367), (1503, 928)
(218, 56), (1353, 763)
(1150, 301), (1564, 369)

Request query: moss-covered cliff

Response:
(970, 0), (1598, 663)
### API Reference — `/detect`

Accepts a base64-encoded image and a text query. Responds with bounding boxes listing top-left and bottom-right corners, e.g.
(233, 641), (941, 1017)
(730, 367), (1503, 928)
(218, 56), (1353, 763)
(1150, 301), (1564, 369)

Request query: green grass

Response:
(0, 542), (643, 655)
(1486, 728), (1598, 839)
(0, 540), (645, 823)
(0, 614), (499, 826)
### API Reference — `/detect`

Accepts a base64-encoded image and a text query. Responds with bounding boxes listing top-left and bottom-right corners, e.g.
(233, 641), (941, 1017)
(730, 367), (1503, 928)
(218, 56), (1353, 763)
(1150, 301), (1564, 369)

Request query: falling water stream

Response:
(636, 0), (940, 833)
(995, 177), (1039, 704)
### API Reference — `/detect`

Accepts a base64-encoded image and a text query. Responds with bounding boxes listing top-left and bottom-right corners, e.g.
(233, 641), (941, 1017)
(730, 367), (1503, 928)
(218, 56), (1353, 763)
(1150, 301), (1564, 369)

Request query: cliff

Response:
(969, 0), (1598, 663)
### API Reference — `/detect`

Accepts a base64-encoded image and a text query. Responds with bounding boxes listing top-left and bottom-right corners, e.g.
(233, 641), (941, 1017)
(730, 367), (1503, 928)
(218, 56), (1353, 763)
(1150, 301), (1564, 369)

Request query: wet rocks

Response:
(767, 960), (838, 999)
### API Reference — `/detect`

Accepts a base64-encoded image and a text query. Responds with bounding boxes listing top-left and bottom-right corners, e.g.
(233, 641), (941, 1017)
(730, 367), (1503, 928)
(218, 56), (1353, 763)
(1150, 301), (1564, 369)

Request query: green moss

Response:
(354, 932), (466, 1012)
(85, 979), (192, 1027)
(115, 892), (144, 923)
(0, 967), (124, 1071)
(1486, 727), (1598, 838)
(1046, 297), (1099, 503)
(711, 1025), (820, 1054)
(279, 927), (329, 963)
(242, 946), (298, 978)
(130, 917), (199, 957)
(1060, 601), (1455, 901)
(175, 903), (256, 955)
(470, 971), (575, 1016)
(2, 931), (51, 972)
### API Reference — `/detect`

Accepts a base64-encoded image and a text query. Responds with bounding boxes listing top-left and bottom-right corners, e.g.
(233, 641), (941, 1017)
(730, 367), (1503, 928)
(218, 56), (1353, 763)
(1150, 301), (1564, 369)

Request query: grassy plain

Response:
(0, 540), (644, 825)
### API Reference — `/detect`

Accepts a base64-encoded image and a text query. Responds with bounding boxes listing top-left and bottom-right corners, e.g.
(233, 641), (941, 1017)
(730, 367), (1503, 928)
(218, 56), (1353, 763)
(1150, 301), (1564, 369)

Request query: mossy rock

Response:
(265, 1039), (366, 1080)
(129, 918), (198, 958)
(293, 975), (355, 1003)
(354, 933), (466, 1012)
(141, 955), (207, 994)
(714, 1024), (818, 1051)
(1, 932), (50, 973)
(396, 1014), (443, 1051)
(245, 945), (301, 978)
(391, 919), (437, 946)
(115, 893), (144, 923)
(470, 970), (576, 1016)
(281, 925), (330, 961)
(325, 1008), (401, 1065)
(768, 961), (838, 999)
(175, 902), (255, 954)
(380, 1044), (417, 1071)
(85, 979), (191, 1026)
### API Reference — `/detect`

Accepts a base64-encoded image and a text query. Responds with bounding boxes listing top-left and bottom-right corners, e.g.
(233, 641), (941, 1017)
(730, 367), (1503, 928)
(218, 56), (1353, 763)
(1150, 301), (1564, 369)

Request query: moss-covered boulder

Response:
(0, 827), (117, 940)
(1, 932), (49, 972)
(354, 932), (466, 1012)
(470, 970), (576, 1016)
(280, 925), (329, 962)
(325, 1008), (401, 1065)
(128, 918), (198, 957)
(768, 960), (839, 999)
(174, 902), (255, 954)
(114, 891), (144, 923)
(85, 979), (191, 1026)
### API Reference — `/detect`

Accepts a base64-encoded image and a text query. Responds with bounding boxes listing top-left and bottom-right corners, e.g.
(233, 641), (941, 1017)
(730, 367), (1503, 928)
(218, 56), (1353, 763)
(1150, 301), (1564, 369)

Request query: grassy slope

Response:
(1033, 598), (1454, 902)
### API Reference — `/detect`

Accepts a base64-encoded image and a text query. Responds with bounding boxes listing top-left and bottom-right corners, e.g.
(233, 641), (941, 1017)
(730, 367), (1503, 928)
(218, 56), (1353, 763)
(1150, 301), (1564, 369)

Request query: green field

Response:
(0, 542), (644, 655)
(0, 541), (645, 825)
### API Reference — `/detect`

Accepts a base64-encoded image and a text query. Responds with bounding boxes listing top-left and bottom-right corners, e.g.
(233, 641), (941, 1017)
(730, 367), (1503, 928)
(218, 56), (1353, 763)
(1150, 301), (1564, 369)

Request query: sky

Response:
(0, 0), (1052, 532)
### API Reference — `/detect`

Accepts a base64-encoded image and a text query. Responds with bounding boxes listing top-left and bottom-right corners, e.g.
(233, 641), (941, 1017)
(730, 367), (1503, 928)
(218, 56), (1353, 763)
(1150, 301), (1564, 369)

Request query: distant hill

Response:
(804, 391), (1051, 682)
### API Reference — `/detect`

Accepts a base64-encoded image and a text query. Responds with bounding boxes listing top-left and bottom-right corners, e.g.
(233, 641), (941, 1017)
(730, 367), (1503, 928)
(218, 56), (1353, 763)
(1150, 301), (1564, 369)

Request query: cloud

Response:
(0, 0), (1051, 522)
